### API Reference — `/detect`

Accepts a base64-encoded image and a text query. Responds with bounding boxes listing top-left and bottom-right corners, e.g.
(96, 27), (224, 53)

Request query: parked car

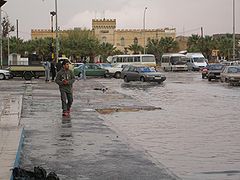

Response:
(220, 66), (240, 85)
(0, 69), (11, 80)
(121, 65), (166, 84)
(107, 63), (128, 78)
(72, 63), (83, 68)
(73, 64), (108, 77)
(207, 64), (225, 81)
(96, 63), (112, 70)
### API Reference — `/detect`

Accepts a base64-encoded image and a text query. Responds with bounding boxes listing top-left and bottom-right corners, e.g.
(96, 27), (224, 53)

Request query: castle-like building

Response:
(31, 19), (176, 52)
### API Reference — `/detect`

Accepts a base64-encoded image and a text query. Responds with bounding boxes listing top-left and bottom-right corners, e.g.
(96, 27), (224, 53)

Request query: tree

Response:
(99, 42), (116, 62)
(146, 37), (179, 64)
(146, 39), (162, 64)
(61, 30), (100, 62)
(128, 44), (143, 54)
(160, 37), (178, 53)
(1, 16), (14, 38)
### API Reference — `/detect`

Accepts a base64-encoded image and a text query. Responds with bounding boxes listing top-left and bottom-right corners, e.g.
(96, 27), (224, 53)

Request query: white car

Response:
(0, 69), (11, 80)
(107, 63), (129, 78)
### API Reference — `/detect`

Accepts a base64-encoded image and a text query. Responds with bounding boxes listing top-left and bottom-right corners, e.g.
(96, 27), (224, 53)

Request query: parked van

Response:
(186, 53), (208, 71)
(161, 53), (188, 71)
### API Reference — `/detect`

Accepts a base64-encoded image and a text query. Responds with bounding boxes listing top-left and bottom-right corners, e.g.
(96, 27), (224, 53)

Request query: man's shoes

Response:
(62, 112), (69, 116)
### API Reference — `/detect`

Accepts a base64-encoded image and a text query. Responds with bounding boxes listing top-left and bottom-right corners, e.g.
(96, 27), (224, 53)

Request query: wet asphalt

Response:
(98, 72), (240, 180)
(2, 71), (240, 180)
(19, 79), (179, 180)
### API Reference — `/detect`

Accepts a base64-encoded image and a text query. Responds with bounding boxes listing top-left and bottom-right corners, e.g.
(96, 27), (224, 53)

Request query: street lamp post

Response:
(0, 0), (7, 69)
(143, 7), (147, 54)
(233, 0), (236, 60)
(50, 11), (56, 60)
(55, 0), (59, 62)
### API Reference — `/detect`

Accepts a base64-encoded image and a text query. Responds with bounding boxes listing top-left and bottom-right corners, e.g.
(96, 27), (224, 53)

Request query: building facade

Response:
(31, 19), (176, 52)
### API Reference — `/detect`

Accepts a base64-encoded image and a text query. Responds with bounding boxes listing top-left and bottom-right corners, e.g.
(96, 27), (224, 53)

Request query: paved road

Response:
(98, 72), (240, 180)
(20, 79), (179, 180)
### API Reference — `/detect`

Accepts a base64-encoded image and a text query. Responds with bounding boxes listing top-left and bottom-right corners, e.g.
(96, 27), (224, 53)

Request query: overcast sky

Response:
(4, 0), (240, 39)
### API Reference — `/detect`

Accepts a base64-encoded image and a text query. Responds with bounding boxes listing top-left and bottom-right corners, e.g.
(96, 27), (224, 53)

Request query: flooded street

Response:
(98, 72), (240, 180)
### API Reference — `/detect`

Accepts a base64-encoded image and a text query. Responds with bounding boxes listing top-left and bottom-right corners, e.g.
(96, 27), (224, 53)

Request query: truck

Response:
(8, 54), (45, 81)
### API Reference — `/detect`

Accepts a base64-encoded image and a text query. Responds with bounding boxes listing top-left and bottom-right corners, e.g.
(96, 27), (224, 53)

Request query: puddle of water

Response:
(99, 72), (240, 180)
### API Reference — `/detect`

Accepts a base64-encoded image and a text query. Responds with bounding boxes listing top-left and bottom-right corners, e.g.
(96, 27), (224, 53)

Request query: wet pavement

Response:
(19, 79), (179, 180)
(98, 72), (240, 180)
(1, 72), (240, 180)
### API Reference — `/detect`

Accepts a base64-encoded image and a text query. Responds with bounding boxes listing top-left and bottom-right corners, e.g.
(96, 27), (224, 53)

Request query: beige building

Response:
(31, 19), (176, 52)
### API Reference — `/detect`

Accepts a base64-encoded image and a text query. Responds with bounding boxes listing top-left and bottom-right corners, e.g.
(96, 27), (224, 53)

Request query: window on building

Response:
(120, 37), (125, 46)
(134, 37), (138, 45)
(102, 36), (107, 43)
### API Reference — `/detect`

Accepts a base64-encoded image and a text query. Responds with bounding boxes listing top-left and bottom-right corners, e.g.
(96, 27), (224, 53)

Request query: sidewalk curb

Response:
(10, 127), (24, 180)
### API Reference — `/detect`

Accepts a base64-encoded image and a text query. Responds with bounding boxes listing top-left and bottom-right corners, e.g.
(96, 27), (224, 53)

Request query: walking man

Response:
(55, 60), (75, 116)
(50, 60), (57, 81)
(43, 60), (51, 82)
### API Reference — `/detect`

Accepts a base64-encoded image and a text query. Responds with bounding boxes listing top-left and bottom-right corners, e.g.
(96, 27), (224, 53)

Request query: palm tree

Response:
(99, 42), (116, 62)
(160, 37), (178, 53)
(146, 39), (162, 64)
(187, 35), (201, 52)
(128, 44), (144, 54)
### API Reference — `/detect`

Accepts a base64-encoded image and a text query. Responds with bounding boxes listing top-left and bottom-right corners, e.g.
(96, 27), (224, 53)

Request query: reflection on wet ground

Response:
(20, 79), (179, 180)
(98, 72), (240, 180)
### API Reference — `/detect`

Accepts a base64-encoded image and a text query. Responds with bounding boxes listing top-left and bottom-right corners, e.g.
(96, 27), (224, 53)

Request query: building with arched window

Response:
(31, 19), (176, 53)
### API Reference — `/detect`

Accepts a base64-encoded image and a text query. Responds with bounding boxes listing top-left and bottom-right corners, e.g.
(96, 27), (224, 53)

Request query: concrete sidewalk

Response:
(0, 95), (24, 180)
(19, 79), (180, 180)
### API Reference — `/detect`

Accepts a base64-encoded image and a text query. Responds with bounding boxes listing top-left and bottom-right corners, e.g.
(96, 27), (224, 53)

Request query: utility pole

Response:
(0, 0), (7, 69)
(233, 0), (236, 60)
(16, 19), (18, 39)
(143, 7), (147, 54)
(50, 11), (56, 61)
(55, 0), (59, 62)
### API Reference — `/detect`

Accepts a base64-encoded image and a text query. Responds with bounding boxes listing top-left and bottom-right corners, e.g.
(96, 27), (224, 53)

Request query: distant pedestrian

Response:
(55, 60), (75, 116)
(43, 60), (51, 82)
(50, 61), (57, 81)
(80, 60), (87, 80)
(56, 61), (62, 72)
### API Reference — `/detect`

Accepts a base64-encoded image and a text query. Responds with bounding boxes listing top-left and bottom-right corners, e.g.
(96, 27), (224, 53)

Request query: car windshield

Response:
(209, 64), (224, 70)
(170, 57), (187, 65)
(138, 67), (156, 73)
(101, 64), (112, 67)
(228, 67), (240, 73)
(193, 58), (205, 63)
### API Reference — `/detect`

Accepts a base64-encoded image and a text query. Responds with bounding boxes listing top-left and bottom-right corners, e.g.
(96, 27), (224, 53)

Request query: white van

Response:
(186, 53), (208, 71)
(161, 53), (188, 71)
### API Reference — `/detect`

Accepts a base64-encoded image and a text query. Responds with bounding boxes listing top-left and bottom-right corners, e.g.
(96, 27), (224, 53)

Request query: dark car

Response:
(207, 64), (225, 81)
(121, 65), (166, 83)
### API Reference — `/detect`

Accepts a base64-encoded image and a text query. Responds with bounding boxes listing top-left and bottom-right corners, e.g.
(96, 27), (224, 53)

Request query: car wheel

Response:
(78, 73), (81, 77)
(208, 78), (211, 81)
(23, 72), (33, 81)
(140, 76), (145, 82)
(115, 72), (121, 79)
(0, 73), (5, 80)
(124, 76), (129, 82)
